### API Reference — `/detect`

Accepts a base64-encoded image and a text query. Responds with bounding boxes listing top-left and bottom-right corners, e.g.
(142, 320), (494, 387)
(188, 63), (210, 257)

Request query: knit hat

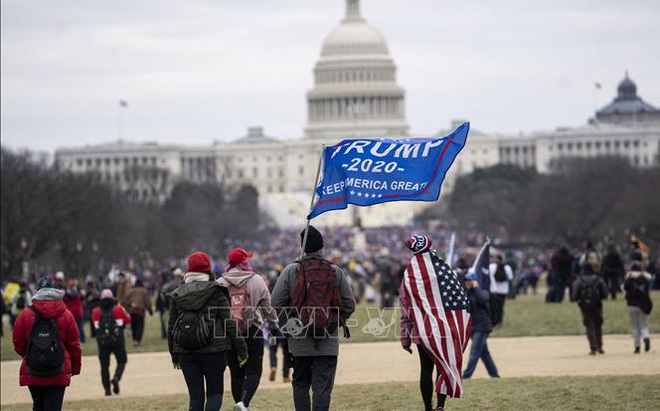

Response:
(188, 251), (212, 273)
(100, 289), (114, 300)
(300, 225), (324, 253)
(405, 235), (432, 254)
(227, 247), (253, 267)
(36, 276), (57, 290)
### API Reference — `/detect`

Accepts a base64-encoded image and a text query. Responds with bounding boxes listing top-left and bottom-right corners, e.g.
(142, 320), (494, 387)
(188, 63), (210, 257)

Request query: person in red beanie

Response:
(218, 247), (280, 411)
(168, 251), (248, 411)
(92, 289), (131, 396)
(12, 276), (82, 411)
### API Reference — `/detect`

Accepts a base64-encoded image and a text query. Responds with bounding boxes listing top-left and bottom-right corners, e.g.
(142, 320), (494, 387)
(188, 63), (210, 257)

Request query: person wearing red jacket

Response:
(12, 276), (82, 411)
(92, 288), (131, 396)
(64, 279), (85, 343)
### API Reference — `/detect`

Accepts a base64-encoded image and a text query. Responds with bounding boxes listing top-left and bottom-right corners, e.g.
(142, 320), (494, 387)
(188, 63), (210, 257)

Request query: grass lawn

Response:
(2, 291), (658, 361)
(2, 375), (658, 410)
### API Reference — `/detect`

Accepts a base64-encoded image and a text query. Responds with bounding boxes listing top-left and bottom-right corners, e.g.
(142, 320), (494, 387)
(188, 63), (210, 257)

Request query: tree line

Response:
(422, 156), (660, 250)
(1, 147), (260, 280)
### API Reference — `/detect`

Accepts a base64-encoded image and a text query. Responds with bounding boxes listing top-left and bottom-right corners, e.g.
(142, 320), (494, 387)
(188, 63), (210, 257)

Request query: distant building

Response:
(594, 72), (660, 126)
(55, 1), (660, 226)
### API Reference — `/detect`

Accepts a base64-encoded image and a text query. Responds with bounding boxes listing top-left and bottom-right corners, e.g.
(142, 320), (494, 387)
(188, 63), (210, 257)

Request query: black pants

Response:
(179, 352), (226, 411)
(28, 386), (66, 411)
(493, 293), (507, 324)
(130, 314), (144, 343)
(228, 327), (264, 407)
(99, 343), (128, 390)
(581, 308), (603, 352)
(269, 338), (293, 377)
(292, 355), (338, 411)
(417, 346), (446, 411)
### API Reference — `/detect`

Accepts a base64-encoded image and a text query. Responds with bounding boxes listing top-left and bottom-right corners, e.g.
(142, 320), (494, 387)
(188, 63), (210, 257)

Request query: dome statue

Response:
(305, 0), (409, 139)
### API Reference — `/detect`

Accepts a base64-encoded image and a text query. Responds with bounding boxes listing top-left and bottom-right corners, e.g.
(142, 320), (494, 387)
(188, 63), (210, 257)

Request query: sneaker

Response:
(269, 367), (276, 382)
(104, 388), (112, 396)
(589, 350), (596, 356)
(112, 378), (120, 395)
(644, 338), (650, 352)
(233, 402), (249, 411)
(598, 348), (605, 354)
(634, 347), (640, 354)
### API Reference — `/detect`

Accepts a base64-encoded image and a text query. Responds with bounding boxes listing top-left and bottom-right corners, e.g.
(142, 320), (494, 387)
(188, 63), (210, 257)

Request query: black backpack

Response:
(171, 309), (211, 350)
(96, 307), (120, 348)
(25, 306), (65, 376)
(494, 264), (508, 282)
(578, 278), (601, 310)
(488, 293), (503, 327)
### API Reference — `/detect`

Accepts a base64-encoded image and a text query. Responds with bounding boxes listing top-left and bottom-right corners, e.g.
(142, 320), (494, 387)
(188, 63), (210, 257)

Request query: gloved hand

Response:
(402, 344), (413, 354)
(238, 355), (248, 367)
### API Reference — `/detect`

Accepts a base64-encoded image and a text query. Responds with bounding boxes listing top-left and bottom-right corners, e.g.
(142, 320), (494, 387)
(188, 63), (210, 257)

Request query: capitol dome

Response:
(305, 0), (409, 139)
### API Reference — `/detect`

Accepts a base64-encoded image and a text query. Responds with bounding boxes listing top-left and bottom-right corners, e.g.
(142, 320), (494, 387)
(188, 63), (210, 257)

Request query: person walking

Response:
(12, 276), (82, 411)
(624, 261), (653, 353)
(122, 279), (152, 347)
(271, 225), (356, 411)
(548, 246), (574, 303)
(92, 289), (131, 396)
(399, 235), (471, 411)
(217, 247), (280, 411)
(10, 279), (32, 328)
(488, 254), (513, 323)
(461, 272), (500, 379)
(168, 251), (248, 411)
(571, 263), (607, 355)
(64, 280), (85, 343)
(601, 245), (625, 300)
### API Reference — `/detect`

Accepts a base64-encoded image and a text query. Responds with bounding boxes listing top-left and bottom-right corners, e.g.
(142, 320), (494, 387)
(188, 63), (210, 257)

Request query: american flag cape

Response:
(402, 249), (472, 397)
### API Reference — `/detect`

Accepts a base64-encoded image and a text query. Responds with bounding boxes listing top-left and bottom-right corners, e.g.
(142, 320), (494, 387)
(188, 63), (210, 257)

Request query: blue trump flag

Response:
(307, 122), (469, 219)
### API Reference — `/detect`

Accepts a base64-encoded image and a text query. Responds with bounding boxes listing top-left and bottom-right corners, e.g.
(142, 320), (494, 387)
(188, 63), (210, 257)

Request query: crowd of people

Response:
(2, 224), (657, 411)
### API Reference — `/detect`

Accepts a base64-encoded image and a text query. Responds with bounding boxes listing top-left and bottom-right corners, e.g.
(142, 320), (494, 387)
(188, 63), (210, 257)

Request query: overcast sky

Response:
(2, 0), (659, 152)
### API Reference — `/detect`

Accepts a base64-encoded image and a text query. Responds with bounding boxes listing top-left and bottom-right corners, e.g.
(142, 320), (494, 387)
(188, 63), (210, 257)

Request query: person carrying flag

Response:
(399, 235), (471, 411)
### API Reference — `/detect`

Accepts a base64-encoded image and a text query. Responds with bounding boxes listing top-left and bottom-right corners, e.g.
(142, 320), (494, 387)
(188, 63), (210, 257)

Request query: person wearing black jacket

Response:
(168, 252), (248, 411)
(462, 272), (500, 379)
(571, 264), (607, 355)
(601, 245), (624, 300)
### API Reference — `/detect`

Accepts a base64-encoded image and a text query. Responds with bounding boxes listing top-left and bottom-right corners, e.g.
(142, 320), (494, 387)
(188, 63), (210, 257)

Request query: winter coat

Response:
(92, 299), (131, 344)
(122, 286), (152, 316)
(271, 254), (356, 357)
(64, 292), (84, 320)
(167, 273), (247, 363)
(467, 287), (493, 333)
(624, 271), (652, 307)
(11, 288), (32, 316)
(571, 274), (607, 310)
(217, 269), (279, 330)
(12, 288), (82, 387)
(601, 250), (624, 279)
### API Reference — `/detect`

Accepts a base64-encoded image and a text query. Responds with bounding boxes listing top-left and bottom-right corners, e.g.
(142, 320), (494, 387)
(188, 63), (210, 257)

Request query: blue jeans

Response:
(462, 331), (499, 378)
(76, 317), (86, 343)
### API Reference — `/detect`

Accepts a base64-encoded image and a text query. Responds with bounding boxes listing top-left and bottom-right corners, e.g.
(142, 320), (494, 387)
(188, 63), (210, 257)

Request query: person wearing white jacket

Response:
(489, 255), (514, 325)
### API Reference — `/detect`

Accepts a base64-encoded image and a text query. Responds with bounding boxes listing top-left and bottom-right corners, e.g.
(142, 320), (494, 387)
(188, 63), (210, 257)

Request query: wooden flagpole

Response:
(300, 144), (326, 260)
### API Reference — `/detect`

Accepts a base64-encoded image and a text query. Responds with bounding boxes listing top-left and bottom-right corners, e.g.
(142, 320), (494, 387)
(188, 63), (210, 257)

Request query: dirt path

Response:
(2, 334), (658, 405)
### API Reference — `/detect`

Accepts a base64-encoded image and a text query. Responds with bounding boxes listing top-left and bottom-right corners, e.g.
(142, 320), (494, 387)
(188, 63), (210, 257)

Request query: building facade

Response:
(55, 0), (660, 225)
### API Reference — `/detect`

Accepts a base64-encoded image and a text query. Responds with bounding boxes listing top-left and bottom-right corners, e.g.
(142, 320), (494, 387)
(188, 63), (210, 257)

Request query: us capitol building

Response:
(55, 0), (660, 227)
